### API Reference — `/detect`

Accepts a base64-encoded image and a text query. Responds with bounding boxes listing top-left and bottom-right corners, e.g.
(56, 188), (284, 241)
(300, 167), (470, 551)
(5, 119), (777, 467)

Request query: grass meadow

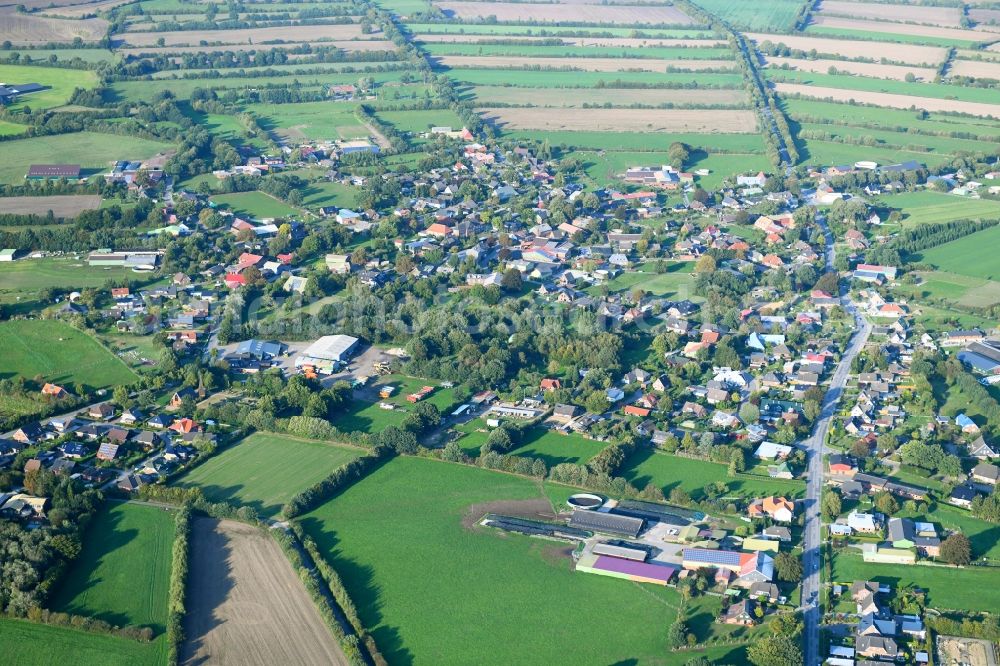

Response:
(175, 432), (363, 517)
(299, 456), (750, 665)
(52, 503), (174, 632)
(918, 224), (1000, 280)
(0, 64), (98, 110)
(0, 132), (170, 184)
(875, 191), (1000, 226)
(620, 449), (806, 501)
(0, 319), (139, 389)
(896, 271), (1000, 309)
(690, 0), (801, 31)
(209, 191), (300, 219)
(831, 551), (1000, 613)
(0, 618), (166, 665)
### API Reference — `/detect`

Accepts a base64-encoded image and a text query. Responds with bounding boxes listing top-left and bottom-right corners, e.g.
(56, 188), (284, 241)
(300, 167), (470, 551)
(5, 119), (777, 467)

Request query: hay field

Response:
(0, 13), (108, 44)
(818, 0), (962, 27)
(950, 58), (1000, 79)
(0, 195), (101, 216)
(415, 33), (727, 48)
(469, 85), (746, 107)
(181, 519), (348, 666)
(117, 40), (394, 56)
(114, 23), (369, 46)
(434, 1), (697, 24)
(748, 32), (947, 65)
(765, 55), (934, 81)
(40, 0), (135, 18)
(435, 54), (734, 71)
(481, 107), (757, 132)
(774, 82), (1000, 118)
(810, 15), (990, 43)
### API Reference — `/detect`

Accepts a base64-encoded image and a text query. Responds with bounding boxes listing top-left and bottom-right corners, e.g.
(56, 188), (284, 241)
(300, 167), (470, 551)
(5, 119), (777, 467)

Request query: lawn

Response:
(51, 503), (174, 632)
(621, 449), (806, 500)
(875, 191), (1000, 227)
(0, 119), (27, 136)
(299, 456), (746, 665)
(0, 618), (166, 666)
(336, 375), (458, 434)
(918, 224), (1000, 280)
(175, 432), (363, 517)
(209, 191), (300, 220)
(506, 426), (607, 467)
(0, 132), (171, 184)
(0, 319), (139, 389)
(375, 108), (465, 135)
(896, 270), (1000, 309)
(0, 64), (98, 110)
(0, 256), (155, 302)
(591, 262), (696, 298)
(831, 551), (1000, 613)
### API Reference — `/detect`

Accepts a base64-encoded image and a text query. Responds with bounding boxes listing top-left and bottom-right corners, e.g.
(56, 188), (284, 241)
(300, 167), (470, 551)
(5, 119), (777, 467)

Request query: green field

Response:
(897, 270), (1000, 309)
(783, 98), (1000, 139)
(375, 108), (465, 135)
(0, 64), (99, 111)
(768, 69), (1000, 105)
(0, 319), (139, 389)
(423, 42), (733, 60)
(692, 0), (801, 31)
(52, 503), (174, 632)
(593, 262), (696, 298)
(0, 119), (27, 136)
(300, 456), (749, 665)
(799, 140), (951, 170)
(337, 375), (458, 434)
(495, 427), (606, 466)
(0, 132), (171, 184)
(0, 257), (154, 306)
(244, 100), (371, 142)
(448, 69), (742, 89)
(209, 191), (300, 219)
(2, 48), (118, 64)
(831, 551), (1000, 612)
(621, 449), (806, 500)
(797, 122), (994, 158)
(0, 618), (166, 666)
(919, 224), (1000, 280)
(875, 191), (1000, 227)
(175, 432), (363, 517)
(688, 152), (773, 189)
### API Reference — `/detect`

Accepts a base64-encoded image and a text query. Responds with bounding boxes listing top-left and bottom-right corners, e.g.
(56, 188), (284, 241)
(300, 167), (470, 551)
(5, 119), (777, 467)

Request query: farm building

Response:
(575, 551), (678, 586)
(0, 249), (15, 262)
(294, 335), (360, 373)
(26, 164), (81, 179)
(337, 139), (379, 155)
(0, 82), (45, 105)
(568, 510), (643, 538)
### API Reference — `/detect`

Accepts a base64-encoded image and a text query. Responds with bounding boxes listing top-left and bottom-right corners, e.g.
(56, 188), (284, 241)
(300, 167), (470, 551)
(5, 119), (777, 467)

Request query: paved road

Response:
(800, 219), (872, 665)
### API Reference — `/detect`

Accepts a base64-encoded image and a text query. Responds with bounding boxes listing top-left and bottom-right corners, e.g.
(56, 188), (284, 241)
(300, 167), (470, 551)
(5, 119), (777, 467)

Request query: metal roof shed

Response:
(568, 510), (643, 538)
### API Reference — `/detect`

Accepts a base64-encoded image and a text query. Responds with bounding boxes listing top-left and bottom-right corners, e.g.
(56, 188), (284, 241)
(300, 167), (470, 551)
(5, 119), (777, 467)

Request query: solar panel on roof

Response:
(684, 548), (741, 566)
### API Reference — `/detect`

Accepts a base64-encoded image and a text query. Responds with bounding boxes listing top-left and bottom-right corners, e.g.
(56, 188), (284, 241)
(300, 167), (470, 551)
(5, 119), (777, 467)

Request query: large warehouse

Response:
(294, 335), (360, 373)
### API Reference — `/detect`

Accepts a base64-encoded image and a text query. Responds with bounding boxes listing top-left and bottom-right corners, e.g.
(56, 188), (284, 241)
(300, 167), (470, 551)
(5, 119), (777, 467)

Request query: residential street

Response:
(801, 219), (872, 665)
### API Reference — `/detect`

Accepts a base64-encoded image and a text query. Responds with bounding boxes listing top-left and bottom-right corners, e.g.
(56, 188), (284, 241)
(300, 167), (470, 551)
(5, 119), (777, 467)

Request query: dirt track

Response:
(181, 519), (348, 666)
(434, 1), (697, 24)
(773, 82), (1000, 119)
(480, 107), (758, 132)
(747, 32), (948, 66)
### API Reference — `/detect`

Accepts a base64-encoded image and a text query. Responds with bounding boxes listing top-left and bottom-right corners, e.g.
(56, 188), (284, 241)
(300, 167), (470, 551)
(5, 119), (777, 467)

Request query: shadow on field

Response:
(181, 518), (236, 666)
(298, 516), (413, 666)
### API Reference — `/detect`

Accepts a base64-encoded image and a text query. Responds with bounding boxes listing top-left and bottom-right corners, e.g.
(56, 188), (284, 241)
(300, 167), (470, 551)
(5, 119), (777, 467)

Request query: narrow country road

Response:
(800, 218), (871, 665)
